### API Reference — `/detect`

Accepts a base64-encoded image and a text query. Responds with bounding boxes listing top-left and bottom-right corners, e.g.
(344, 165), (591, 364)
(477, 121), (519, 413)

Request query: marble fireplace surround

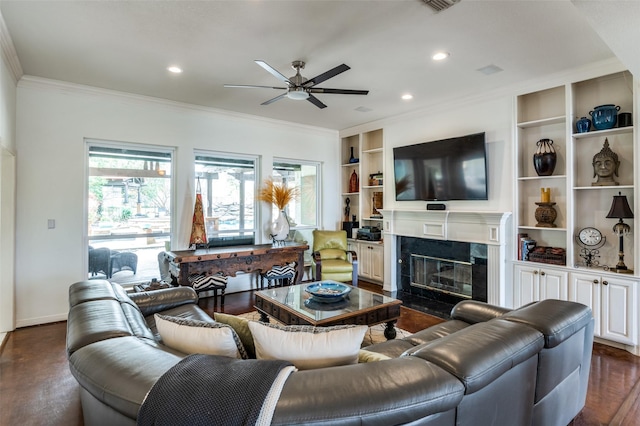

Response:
(379, 209), (512, 307)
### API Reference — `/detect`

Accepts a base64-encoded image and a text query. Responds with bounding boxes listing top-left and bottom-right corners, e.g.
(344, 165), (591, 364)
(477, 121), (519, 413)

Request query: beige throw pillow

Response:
(247, 321), (367, 370)
(155, 314), (247, 359)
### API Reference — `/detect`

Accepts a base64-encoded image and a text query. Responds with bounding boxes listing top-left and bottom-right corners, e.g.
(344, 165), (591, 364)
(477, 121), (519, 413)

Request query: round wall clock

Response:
(578, 227), (603, 246)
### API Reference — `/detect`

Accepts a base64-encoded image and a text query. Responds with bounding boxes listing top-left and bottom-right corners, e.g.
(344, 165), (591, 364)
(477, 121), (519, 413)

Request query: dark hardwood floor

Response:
(1, 281), (639, 425)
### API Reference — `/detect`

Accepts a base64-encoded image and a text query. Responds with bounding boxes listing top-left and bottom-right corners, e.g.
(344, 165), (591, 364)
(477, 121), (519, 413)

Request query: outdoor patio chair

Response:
(88, 247), (112, 278)
(111, 251), (138, 276)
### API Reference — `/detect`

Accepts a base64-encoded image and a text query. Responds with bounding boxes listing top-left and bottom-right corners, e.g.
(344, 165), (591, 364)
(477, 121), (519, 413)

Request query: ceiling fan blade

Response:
(309, 88), (369, 95)
(261, 93), (288, 106)
(303, 64), (350, 87)
(224, 84), (288, 90)
(306, 95), (327, 109)
(255, 60), (292, 85)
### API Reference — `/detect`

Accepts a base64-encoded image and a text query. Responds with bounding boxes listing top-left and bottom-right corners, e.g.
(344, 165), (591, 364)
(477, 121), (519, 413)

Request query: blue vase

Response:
(576, 117), (591, 133)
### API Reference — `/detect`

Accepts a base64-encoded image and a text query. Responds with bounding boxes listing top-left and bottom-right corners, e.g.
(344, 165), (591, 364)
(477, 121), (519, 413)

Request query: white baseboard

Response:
(15, 312), (68, 328)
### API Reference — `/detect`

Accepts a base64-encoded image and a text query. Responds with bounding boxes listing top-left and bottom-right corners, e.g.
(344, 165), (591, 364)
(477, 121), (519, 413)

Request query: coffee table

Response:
(254, 281), (402, 339)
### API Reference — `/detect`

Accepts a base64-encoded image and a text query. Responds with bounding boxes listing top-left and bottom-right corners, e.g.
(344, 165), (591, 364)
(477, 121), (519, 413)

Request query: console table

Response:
(166, 242), (309, 286)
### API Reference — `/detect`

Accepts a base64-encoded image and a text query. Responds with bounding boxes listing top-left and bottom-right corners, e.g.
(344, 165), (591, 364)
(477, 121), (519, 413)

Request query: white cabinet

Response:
(513, 264), (568, 308)
(358, 242), (384, 282)
(570, 272), (638, 346)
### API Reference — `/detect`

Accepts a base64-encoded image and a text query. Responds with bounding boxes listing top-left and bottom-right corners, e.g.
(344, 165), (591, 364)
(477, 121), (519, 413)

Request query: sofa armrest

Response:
(450, 300), (512, 324)
(129, 286), (198, 317)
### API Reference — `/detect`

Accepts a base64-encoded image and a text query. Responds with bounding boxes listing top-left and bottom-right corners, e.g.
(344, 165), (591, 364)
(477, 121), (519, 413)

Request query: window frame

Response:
(272, 157), (321, 231)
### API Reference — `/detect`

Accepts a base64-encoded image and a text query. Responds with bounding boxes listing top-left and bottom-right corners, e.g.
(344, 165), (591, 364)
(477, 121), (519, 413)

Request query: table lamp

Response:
(606, 191), (634, 273)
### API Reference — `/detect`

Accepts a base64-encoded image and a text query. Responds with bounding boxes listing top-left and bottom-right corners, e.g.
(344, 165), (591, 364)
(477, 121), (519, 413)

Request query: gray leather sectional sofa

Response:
(66, 279), (594, 425)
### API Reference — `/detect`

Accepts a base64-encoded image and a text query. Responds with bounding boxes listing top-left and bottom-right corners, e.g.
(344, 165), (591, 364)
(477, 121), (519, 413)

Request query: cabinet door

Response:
(369, 244), (384, 282)
(569, 272), (602, 337)
(601, 276), (638, 345)
(539, 268), (568, 301)
(514, 264), (539, 308)
(359, 242), (372, 279)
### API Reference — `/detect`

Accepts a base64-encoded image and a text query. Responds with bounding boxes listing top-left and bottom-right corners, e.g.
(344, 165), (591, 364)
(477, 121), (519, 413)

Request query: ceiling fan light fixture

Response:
(287, 87), (310, 100)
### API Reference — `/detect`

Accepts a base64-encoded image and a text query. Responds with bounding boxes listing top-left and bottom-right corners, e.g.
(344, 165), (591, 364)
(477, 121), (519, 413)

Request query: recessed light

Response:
(167, 66), (183, 74)
(432, 52), (449, 61)
(402, 94), (413, 100)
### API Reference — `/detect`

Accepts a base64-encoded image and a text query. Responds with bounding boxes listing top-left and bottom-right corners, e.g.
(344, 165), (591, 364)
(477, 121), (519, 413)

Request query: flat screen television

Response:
(393, 132), (488, 201)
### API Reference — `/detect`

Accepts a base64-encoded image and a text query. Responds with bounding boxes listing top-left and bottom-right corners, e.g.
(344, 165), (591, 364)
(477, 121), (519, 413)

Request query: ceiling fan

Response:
(224, 60), (369, 109)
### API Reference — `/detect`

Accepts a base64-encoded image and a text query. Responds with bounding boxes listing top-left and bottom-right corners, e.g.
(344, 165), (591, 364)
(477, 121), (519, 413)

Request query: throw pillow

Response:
(247, 321), (367, 370)
(155, 314), (247, 359)
(213, 312), (256, 359)
(358, 349), (392, 363)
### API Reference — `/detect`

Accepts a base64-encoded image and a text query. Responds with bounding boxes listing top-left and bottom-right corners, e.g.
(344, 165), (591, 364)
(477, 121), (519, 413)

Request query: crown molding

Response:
(0, 10), (23, 82)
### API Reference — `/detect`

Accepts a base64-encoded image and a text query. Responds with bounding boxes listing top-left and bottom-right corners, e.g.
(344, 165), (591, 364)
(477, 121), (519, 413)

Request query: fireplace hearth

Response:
(396, 236), (488, 318)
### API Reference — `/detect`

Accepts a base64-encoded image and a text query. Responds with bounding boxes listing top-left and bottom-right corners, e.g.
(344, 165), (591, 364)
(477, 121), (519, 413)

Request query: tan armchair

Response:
(312, 230), (358, 285)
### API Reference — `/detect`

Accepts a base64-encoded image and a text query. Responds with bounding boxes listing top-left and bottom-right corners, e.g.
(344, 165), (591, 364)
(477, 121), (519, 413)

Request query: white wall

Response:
(0, 42), (17, 334)
(14, 78), (339, 327)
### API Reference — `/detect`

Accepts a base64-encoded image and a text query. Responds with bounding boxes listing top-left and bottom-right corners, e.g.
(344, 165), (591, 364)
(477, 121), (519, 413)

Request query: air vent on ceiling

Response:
(421, 0), (460, 12)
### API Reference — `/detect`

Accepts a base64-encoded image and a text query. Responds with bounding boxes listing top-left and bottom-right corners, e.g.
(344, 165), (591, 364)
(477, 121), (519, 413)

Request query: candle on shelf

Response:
(540, 188), (551, 203)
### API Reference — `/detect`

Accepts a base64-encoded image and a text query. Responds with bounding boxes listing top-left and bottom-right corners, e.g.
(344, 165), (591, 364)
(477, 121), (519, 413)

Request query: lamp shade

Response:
(606, 192), (634, 219)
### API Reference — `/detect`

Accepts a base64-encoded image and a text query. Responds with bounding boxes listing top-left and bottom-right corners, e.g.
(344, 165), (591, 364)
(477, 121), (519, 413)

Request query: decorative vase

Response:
(348, 147), (359, 163)
(533, 138), (556, 176)
(271, 210), (290, 242)
(349, 170), (359, 193)
(576, 117), (591, 133)
(589, 104), (620, 130)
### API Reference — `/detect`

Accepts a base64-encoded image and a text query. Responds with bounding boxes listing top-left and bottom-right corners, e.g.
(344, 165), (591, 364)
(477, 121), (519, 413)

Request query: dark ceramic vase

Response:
(533, 138), (556, 176)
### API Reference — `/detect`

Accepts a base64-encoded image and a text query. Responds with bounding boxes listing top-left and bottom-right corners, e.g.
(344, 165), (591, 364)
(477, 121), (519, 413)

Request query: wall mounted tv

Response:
(393, 132), (488, 201)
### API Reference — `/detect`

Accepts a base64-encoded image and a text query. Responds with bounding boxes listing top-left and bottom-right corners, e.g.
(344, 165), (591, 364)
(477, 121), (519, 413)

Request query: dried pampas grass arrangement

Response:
(257, 177), (299, 210)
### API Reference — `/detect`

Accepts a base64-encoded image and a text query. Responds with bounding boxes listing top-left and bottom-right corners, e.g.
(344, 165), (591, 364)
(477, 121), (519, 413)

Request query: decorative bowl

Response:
(305, 282), (351, 302)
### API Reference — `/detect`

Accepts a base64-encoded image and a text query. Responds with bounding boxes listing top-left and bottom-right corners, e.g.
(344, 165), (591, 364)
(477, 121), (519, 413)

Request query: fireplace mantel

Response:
(378, 209), (512, 306)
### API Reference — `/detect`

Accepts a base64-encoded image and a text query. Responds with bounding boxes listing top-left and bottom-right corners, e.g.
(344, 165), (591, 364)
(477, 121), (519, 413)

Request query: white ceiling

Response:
(1, 0), (638, 131)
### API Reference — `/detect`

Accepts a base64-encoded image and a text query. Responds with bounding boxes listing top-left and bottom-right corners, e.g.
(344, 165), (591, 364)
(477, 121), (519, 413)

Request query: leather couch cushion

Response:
(129, 286), (198, 317)
(67, 300), (133, 355)
(69, 280), (118, 307)
(69, 336), (183, 420)
(410, 319), (544, 394)
(502, 299), (593, 348)
(450, 300), (512, 324)
(272, 356), (464, 425)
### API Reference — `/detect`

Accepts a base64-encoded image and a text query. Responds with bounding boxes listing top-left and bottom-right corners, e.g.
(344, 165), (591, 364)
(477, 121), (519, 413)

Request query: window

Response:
(195, 152), (258, 246)
(272, 160), (320, 229)
(87, 143), (173, 285)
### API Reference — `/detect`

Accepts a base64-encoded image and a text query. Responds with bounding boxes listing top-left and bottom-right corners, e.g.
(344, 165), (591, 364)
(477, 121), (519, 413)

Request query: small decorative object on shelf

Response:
(369, 172), (383, 186)
(529, 246), (566, 265)
(344, 197), (351, 221)
(521, 238), (536, 261)
(606, 192), (634, 274)
(535, 187), (557, 227)
(533, 138), (556, 176)
(372, 192), (383, 218)
(349, 170), (359, 193)
(576, 116), (591, 133)
(589, 104), (620, 130)
(592, 138), (620, 186)
(540, 187), (550, 203)
(575, 227), (606, 268)
(348, 147), (359, 163)
(618, 112), (632, 127)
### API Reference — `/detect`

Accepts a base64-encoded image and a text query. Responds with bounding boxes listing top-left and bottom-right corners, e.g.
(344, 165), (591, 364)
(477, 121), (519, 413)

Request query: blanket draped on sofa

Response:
(137, 354), (295, 426)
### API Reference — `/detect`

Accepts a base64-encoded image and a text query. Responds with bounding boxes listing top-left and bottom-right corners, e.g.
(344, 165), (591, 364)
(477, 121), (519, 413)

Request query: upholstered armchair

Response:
(312, 230), (358, 285)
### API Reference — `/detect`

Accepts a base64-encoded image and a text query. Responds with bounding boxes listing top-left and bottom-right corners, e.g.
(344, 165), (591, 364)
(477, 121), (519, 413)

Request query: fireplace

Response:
(397, 236), (487, 317)
(379, 209), (511, 318)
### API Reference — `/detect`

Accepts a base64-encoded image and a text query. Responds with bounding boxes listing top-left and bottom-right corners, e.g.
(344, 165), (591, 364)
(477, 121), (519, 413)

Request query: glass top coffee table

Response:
(254, 281), (402, 339)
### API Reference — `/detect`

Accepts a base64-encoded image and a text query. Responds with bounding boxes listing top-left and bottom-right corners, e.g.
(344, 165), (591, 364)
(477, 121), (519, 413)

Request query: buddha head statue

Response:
(592, 138), (620, 185)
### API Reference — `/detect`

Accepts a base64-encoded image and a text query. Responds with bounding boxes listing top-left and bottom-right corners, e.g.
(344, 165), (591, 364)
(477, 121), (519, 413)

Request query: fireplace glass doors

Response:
(411, 254), (472, 299)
